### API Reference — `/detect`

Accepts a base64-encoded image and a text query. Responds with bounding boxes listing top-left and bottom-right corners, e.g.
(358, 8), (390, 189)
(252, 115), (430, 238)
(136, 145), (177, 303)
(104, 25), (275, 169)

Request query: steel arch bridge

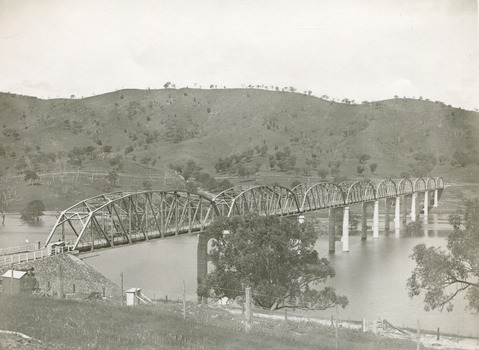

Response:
(46, 177), (444, 251)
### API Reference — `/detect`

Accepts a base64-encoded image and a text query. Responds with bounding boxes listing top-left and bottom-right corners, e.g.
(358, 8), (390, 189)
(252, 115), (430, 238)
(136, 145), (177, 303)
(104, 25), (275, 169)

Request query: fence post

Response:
(183, 280), (186, 320)
(335, 306), (339, 350)
(120, 272), (124, 298)
(245, 287), (252, 332)
(417, 320), (421, 350)
(10, 265), (14, 294)
(284, 309), (288, 322)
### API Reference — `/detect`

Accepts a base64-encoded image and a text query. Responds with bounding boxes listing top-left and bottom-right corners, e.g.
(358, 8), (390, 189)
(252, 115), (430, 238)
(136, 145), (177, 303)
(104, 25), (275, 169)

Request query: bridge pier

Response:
(410, 193), (417, 222)
(433, 189), (438, 208)
(329, 208), (337, 252)
(402, 195), (408, 224)
(197, 231), (216, 287)
(373, 200), (379, 238)
(361, 203), (369, 240)
(342, 206), (349, 252)
(394, 196), (401, 229)
(424, 191), (429, 217)
(384, 198), (394, 231)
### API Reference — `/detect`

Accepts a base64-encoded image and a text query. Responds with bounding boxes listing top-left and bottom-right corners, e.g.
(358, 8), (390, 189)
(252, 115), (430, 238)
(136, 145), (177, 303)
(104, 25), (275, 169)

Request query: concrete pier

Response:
(342, 207), (349, 252)
(373, 200), (379, 238)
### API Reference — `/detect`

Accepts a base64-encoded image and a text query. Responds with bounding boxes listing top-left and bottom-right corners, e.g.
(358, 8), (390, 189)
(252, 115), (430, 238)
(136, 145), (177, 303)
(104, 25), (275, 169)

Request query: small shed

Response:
(126, 288), (141, 306)
(2, 270), (38, 295)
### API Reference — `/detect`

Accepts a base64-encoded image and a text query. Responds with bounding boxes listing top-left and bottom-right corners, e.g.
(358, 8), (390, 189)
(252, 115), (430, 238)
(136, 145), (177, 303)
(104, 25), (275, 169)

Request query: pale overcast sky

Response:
(0, 0), (477, 109)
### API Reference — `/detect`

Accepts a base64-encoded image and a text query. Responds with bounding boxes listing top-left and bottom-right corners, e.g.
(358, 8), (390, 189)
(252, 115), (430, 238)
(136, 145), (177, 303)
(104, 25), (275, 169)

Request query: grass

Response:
(0, 294), (419, 350)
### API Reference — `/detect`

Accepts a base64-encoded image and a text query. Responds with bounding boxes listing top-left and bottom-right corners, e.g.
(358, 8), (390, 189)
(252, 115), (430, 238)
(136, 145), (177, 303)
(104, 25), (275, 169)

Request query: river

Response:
(1, 183), (478, 337)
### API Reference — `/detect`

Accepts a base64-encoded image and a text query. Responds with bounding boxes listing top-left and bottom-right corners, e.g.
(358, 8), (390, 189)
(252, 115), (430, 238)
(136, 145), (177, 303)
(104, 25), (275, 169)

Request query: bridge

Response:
(44, 177), (444, 258)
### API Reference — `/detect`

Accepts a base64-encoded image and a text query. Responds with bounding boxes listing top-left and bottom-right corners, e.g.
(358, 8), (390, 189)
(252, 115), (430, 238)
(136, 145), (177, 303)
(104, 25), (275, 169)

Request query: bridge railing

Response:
(0, 246), (73, 268)
(0, 243), (41, 256)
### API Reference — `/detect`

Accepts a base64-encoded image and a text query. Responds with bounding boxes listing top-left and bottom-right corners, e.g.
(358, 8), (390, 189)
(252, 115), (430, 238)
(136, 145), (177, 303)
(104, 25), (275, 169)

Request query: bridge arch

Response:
(208, 186), (246, 216)
(436, 177), (444, 189)
(412, 178), (426, 192)
(46, 190), (219, 251)
(397, 178), (414, 196)
(340, 181), (376, 204)
(371, 179), (397, 199)
(300, 183), (345, 212)
(425, 177), (436, 190)
(228, 185), (300, 217)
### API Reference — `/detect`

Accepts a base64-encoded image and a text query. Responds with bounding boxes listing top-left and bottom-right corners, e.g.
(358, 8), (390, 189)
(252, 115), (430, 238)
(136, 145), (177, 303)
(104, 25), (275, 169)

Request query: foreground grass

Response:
(0, 295), (418, 350)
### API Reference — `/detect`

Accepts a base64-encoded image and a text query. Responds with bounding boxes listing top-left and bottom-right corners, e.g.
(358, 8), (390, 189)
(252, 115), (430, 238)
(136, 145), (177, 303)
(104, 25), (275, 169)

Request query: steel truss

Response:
(46, 191), (218, 251)
(45, 177), (444, 251)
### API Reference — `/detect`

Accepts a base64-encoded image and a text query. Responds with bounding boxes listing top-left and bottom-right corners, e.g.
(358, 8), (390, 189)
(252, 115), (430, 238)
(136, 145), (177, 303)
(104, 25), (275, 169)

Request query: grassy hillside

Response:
(0, 88), (478, 212)
(0, 294), (419, 350)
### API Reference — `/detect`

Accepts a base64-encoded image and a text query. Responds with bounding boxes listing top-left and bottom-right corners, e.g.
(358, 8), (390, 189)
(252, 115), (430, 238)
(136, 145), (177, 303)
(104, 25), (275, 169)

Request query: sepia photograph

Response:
(0, 0), (478, 349)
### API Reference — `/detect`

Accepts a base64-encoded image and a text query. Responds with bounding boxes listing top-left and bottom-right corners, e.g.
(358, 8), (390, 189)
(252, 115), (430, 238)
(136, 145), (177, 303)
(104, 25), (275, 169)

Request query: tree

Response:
(407, 199), (479, 314)
(317, 168), (329, 179)
(201, 215), (348, 310)
(106, 170), (119, 187)
(356, 165), (365, 175)
(369, 163), (378, 174)
(20, 200), (45, 222)
(24, 170), (39, 184)
(102, 145), (113, 153)
(358, 154), (371, 164)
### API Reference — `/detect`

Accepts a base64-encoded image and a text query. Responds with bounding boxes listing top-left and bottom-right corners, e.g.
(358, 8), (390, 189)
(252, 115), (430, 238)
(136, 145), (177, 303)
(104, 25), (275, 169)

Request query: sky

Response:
(0, 0), (477, 110)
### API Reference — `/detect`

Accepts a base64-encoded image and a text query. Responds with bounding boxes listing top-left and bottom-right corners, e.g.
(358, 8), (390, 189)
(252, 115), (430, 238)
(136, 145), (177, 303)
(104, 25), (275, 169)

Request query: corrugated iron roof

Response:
(2, 270), (27, 279)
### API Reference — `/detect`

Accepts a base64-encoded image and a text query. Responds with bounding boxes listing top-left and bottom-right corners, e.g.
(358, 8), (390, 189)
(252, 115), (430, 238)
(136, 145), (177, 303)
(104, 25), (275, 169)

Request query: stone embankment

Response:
(0, 253), (120, 299)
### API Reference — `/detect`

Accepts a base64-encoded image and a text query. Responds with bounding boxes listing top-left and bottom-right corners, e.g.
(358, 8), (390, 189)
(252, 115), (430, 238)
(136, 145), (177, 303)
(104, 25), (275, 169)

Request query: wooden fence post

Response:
(417, 320), (421, 350)
(245, 287), (252, 332)
(183, 280), (186, 320)
(120, 272), (124, 298)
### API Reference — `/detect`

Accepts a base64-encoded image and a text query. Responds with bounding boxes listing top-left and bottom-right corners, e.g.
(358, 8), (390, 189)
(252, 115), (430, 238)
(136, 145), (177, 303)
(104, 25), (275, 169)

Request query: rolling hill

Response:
(0, 88), (478, 211)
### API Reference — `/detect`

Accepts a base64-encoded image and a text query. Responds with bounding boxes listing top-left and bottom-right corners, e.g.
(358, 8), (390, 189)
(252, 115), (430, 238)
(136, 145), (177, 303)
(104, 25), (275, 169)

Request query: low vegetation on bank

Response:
(0, 294), (419, 350)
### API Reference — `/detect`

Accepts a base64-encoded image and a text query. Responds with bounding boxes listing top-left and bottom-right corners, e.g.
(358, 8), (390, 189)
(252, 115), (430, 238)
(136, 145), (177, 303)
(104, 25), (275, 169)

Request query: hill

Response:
(0, 88), (478, 211)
